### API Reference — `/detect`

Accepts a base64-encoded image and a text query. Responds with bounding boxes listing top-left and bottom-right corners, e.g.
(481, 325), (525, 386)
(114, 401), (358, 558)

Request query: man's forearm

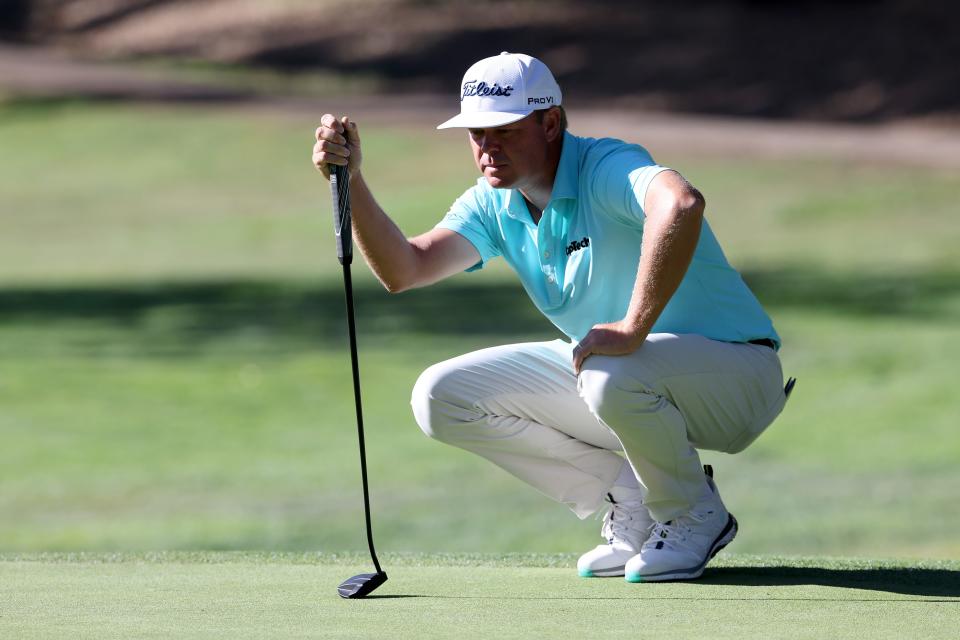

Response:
(348, 172), (421, 292)
(622, 199), (704, 340)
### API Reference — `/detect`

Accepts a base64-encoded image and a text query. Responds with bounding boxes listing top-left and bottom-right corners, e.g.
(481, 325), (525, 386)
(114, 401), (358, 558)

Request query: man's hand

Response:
(571, 171), (705, 375)
(313, 114), (362, 180)
(572, 320), (647, 374)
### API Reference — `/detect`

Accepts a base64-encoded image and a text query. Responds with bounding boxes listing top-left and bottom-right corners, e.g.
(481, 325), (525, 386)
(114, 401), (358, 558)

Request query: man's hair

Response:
(534, 106), (567, 132)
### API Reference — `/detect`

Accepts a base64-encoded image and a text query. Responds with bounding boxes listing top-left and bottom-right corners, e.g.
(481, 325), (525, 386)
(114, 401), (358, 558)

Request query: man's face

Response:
(467, 112), (551, 190)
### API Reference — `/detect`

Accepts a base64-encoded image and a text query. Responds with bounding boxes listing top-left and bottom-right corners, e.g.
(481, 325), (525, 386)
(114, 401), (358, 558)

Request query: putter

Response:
(329, 162), (388, 599)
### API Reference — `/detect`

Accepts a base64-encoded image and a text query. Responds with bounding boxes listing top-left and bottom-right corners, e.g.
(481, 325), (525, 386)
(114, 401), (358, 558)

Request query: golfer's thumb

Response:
(342, 117), (360, 144)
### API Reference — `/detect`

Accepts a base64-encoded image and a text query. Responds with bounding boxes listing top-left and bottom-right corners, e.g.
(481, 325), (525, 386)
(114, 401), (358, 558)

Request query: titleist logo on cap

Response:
(437, 53), (560, 129)
(461, 80), (514, 100)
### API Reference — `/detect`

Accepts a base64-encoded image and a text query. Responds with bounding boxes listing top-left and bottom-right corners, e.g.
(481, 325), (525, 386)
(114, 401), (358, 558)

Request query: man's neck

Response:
(518, 135), (564, 221)
(522, 196), (543, 225)
(519, 184), (551, 219)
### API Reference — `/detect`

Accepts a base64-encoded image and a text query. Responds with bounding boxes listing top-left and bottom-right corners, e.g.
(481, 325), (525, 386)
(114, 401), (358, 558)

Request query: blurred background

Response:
(1, 0), (957, 559)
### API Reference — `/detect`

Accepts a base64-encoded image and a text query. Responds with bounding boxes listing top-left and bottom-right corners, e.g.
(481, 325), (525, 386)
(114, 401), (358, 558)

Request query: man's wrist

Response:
(619, 315), (651, 346)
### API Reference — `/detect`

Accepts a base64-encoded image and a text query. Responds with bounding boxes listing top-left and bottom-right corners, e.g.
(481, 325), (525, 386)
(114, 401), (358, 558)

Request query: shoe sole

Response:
(624, 514), (738, 583)
(579, 566), (625, 578)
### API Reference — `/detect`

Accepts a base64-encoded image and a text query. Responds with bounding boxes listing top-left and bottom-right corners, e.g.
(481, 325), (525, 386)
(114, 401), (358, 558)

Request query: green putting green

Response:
(2, 553), (958, 639)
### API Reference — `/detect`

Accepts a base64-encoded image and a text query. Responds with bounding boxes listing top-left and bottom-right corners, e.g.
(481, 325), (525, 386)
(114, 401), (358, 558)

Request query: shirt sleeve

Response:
(434, 184), (502, 272)
(590, 142), (671, 228)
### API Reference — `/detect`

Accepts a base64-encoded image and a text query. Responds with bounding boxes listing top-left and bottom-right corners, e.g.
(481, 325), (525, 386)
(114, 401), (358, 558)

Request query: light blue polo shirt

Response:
(436, 131), (780, 348)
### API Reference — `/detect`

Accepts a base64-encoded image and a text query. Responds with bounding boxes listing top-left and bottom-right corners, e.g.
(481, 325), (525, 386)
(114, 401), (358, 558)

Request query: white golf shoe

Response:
(578, 492), (654, 577)
(624, 467), (737, 582)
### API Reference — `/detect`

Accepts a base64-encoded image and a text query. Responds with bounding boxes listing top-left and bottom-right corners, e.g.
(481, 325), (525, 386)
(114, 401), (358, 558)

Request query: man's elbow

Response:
(382, 280), (404, 294)
(373, 243), (424, 293)
(380, 266), (428, 293)
(677, 188), (705, 218)
(381, 276), (415, 294)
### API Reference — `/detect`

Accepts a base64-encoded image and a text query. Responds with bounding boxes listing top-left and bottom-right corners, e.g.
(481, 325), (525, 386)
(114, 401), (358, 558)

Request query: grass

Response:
(0, 98), (478, 284)
(2, 553), (958, 639)
(1, 99), (958, 567)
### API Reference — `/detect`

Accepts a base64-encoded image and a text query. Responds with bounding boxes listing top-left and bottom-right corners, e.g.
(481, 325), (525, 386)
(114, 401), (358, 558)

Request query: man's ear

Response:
(542, 107), (563, 142)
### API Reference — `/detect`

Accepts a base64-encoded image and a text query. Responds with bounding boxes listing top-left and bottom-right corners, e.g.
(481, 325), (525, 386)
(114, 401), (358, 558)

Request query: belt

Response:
(748, 338), (776, 350)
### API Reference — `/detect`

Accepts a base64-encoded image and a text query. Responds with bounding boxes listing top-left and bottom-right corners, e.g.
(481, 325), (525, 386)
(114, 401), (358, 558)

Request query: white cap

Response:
(437, 52), (562, 129)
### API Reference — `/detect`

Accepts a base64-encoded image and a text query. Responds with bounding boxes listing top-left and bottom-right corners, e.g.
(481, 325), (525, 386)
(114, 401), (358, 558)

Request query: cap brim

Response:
(436, 110), (532, 130)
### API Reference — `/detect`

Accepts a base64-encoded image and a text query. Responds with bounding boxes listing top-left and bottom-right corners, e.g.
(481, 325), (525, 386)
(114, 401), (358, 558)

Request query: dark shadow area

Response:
(56, 0), (176, 34)
(0, 279), (559, 355)
(379, 595), (954, 602)
(0, 0), (31, 40)
(701, 565), (960, 598)
(9, 0), (957, 121)
(0, 266), (955, 356)
(740, 267), (960, 319)
(369, 565), (960, 601)
(249, 2), (960, 121)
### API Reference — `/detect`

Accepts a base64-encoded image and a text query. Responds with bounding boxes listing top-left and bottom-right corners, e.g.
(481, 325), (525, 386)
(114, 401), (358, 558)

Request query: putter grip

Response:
(330, 164), (353, 266)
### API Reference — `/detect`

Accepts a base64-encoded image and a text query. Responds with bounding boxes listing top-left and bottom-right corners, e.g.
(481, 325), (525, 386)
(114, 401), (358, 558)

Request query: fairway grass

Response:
(2, 283), (958, 558)
(2, 553), (958, 639)
(2, 101), (959, 564)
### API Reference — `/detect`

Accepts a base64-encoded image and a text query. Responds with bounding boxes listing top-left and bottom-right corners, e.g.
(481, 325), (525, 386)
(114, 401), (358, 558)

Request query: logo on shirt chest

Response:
(565, 236), (590, 256)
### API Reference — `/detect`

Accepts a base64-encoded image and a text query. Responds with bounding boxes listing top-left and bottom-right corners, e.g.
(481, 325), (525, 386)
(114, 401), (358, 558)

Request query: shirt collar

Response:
(550, 131), (580, 202)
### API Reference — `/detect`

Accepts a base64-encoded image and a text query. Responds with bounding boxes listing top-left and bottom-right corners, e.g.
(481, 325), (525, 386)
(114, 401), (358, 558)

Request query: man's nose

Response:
(479, 134), (500, 154)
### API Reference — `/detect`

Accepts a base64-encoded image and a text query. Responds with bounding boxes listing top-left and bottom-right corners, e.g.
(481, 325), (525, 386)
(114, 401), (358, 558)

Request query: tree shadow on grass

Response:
(0, 278), (558, 356)
(701, 565), (960, 598)
(740, 267), (960, 320)
(0, 266), (956, 357)
(366, 565), (960, 601)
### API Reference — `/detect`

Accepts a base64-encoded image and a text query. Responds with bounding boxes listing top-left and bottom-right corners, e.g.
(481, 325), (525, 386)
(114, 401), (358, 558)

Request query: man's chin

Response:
(483, 174), (515, 189)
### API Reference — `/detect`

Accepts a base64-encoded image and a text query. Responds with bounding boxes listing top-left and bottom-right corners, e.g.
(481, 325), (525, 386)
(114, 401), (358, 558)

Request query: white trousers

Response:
(411, 333), (786, 522)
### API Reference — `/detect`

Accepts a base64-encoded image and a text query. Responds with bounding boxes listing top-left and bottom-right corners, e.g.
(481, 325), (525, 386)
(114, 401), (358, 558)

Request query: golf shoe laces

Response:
(642, 508), (712, 552)
(601, 493), (651, 546)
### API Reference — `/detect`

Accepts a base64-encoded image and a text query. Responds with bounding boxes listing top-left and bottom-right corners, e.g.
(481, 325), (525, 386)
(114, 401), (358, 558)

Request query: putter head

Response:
(338, 571), (388, 599)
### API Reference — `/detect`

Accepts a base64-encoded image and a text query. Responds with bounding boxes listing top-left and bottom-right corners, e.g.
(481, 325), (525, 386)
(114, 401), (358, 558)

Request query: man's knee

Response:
(578, 358), (664, 427)
(411, 362), (482, 444)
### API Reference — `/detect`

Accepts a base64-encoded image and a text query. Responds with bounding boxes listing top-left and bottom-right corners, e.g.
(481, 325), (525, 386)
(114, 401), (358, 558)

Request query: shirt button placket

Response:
(543, 248), (555, 285)
(538, 211), (560, 301)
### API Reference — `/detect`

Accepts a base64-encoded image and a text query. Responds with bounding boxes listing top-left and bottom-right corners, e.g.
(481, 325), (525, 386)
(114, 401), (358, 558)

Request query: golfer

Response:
(313, 52), (790, 582)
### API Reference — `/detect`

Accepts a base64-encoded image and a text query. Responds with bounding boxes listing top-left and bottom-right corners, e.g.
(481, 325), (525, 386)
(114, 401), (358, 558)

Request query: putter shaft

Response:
(341, 261), (383, 575)
(330, 163), (386, 597)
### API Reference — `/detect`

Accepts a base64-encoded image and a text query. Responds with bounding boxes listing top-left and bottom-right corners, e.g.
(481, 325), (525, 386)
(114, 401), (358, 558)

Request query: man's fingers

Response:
(316, 126), (346, 145)
(312, 150), (347, 178)
(313, 135), (351, 174)
(312, 150), (331, 177)
(573, 348), (587, 375)
(343, 118), (360, 144)
(315, 139), (350, 157)
(314, 115), (360, 178)
(572, 340), (592, 375)
(314, 150), (348, 167)
(320, 114), (345, 134)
